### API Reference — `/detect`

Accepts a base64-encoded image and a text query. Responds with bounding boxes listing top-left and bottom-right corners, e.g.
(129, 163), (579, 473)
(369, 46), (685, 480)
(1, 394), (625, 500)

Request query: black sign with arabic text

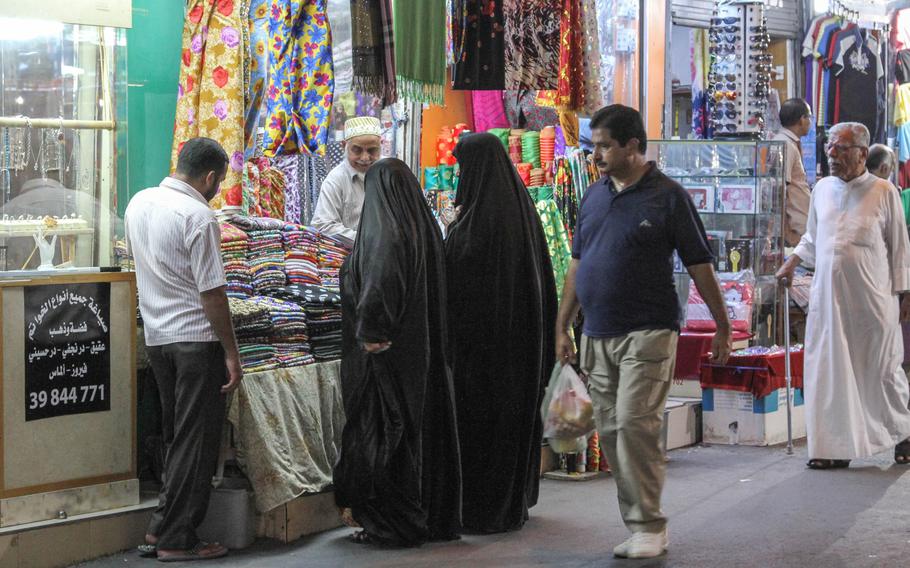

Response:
(24, 283), (111, 421)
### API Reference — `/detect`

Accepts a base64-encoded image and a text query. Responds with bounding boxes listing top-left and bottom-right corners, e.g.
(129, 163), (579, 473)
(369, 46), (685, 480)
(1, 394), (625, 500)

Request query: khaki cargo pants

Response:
(580, 329), (678, 534)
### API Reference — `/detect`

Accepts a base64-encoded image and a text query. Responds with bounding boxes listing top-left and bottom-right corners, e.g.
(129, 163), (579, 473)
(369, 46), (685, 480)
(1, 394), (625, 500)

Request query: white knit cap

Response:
(344, 117), (381, 141)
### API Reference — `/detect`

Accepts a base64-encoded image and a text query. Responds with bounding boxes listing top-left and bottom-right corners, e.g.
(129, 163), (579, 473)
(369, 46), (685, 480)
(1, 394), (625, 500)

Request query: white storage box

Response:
(702, 387), (806, 446)
(662, 397), (702, 451)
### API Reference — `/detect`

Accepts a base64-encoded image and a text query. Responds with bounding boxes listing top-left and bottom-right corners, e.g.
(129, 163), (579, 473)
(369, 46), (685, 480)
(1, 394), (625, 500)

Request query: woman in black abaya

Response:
(333, 158), (461, 546)
(446, 133), (557, 533)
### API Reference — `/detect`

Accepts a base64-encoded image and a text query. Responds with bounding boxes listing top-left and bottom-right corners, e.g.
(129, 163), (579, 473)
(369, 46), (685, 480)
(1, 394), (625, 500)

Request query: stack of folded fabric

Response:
(221, 223), (252, 297)
(283, 225), (321, 286)
(250, 295), (314, 368)
(228, 297), (277, 372)
(230, 216), (287, 293)
(316, 234), (351, 293)
(247, 230), (286, 293)
(284, 284), (343, 361)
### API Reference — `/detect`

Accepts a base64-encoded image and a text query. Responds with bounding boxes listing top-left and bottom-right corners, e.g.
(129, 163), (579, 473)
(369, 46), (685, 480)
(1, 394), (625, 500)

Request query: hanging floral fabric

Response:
(503, 0), (561, 91)
(350, 0), (397, 105)
(243, 161), (265, 217)
(263, 0), (335, 157)
(172, 0), (246, 208)
(393, 0), (447, 105)
(451, 0), (506, 90)
(245, 0), (270, 159)
(556, 0), (585, 111)
(272, 154), (302, 223)
(691, 29), (711, 139)
(594, 0), (616, 104)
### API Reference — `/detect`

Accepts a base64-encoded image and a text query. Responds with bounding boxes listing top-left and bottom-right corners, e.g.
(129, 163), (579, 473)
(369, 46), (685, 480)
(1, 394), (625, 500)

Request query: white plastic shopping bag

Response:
(541, 363), (595, 454)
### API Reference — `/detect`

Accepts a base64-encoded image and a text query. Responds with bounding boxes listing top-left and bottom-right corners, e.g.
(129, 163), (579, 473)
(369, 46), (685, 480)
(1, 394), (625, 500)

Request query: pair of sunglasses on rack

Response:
(710, 33), (739, 44)
(709, 72), (738, 82)
(750, 53), (772, 62)
(713, 90), (738, 101)
(711, 45), (739, 56)
(714, 123), (739, 133)
(712, 109), (739, 120)
(712, 24), (738, 33)
(711, 16), (739, 25)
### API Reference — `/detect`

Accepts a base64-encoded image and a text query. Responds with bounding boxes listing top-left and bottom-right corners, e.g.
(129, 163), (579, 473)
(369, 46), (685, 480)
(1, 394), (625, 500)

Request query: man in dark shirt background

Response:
(555, 105), (731, 559)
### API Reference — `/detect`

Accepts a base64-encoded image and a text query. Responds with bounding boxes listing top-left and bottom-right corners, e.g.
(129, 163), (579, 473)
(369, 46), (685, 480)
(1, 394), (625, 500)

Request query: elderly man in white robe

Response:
(777, 122), (910, 469)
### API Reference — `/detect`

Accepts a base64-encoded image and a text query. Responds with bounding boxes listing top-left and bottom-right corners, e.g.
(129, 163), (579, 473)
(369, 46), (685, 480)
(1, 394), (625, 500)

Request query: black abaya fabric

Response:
(445, 133), (557, 533)
(333, 158), (462, 546)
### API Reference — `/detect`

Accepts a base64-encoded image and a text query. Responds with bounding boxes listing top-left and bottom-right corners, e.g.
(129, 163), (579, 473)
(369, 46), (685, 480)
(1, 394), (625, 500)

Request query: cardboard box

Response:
(702, 387), (806, 446)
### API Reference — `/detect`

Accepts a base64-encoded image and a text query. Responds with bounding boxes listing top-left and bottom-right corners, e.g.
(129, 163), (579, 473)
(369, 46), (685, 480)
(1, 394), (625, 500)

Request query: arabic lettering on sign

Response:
(24, 283), (111, 421)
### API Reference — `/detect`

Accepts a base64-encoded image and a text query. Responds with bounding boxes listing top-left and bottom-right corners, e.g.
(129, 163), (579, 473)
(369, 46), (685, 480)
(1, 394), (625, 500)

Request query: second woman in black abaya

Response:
(333, 158), (462, 546)
(446, 133), (557, 533)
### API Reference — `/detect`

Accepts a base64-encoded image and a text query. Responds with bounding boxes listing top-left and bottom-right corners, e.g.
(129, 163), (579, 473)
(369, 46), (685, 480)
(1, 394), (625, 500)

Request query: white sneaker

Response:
(613, 528), (669, 559)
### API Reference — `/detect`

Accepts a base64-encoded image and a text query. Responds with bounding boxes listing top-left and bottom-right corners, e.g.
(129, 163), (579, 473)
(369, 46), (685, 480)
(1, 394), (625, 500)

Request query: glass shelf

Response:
(650, 139), (785, 347)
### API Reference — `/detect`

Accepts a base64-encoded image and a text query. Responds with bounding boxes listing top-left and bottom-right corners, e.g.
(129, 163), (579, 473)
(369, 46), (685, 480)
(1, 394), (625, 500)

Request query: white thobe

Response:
(311, 160), (365, 241)
(795, 172), (910, 459)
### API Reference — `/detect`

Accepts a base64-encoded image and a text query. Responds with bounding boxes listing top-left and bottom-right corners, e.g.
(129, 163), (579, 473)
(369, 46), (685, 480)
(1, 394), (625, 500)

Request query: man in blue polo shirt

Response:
(555, 105), (732, 559)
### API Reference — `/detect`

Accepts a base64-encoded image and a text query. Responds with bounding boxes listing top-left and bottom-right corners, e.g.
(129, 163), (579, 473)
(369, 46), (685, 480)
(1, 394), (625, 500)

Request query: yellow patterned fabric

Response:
(171, 0), (246, 209)
(227, 361), (345, 512)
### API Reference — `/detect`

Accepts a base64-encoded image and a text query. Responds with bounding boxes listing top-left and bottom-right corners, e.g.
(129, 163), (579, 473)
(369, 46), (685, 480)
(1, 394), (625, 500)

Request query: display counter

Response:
(228, 360), (344, 513)
(0, 271), (138, 526)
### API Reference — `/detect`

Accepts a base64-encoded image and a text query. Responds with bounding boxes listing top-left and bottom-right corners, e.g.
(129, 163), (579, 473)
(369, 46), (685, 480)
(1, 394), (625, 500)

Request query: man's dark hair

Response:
(175, 137), (229, 179)
(866, 144), (894, 172)
(589, 104), (647, 153)
(779, 98), (810, 128)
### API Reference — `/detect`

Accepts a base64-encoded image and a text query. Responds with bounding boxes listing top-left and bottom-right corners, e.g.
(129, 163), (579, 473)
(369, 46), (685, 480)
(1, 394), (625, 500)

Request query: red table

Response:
(675, 330), (752, 381)
(699, 350), (804, 399)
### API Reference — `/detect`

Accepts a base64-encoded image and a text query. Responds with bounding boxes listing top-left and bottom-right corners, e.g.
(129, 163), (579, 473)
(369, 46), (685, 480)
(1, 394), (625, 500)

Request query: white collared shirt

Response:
(125, 177), (226, 346)
(311, 160), (365, 241)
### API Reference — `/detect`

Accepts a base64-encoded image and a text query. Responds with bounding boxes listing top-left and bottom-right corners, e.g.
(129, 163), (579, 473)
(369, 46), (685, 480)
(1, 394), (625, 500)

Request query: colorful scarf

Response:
(504, 0), (560, 91)
(556, 0), (585, 111)
(263, 0), (335, 157)
(350, 0), (397, 106)
(245, 0), (269, 159)
(172, 0), (246, 208)
(471, 91), (509, 131)
(580, 0), (604, 115)
(393, 0), (446, 105)
(451, 0), (505, 90)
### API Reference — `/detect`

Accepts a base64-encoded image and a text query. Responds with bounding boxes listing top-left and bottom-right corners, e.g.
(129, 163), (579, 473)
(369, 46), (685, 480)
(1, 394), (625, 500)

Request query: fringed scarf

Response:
(350, 0), (397, 106)
(393, 0), (447, 105)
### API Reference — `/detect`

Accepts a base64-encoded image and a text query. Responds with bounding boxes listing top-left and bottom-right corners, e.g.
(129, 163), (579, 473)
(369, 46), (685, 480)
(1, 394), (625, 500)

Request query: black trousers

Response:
(146, 342), (227, 549)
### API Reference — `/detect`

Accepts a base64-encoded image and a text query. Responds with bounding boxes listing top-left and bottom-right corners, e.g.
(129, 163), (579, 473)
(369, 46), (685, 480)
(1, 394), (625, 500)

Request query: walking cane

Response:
(782, 279), (794, 456)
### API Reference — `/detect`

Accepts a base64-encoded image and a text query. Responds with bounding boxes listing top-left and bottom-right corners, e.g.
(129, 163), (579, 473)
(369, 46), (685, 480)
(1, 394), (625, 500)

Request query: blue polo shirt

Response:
(572, 162), (713, 337)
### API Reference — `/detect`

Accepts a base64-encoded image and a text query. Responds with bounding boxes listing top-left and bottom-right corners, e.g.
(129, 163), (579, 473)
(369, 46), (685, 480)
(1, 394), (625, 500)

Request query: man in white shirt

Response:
(125, 137), (242, 562)
(311, 117), (382, 242)
(773, 99), (812, 247)
(777, 122), (910, 470)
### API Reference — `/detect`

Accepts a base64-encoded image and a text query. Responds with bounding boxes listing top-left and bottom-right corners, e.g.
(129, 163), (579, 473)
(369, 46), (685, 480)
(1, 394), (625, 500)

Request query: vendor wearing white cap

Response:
(311, 117), (382, 242)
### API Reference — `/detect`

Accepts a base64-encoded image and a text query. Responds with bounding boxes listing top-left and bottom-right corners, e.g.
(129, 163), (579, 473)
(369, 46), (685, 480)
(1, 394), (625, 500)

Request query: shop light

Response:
(0, 18), (63, 41)
(813, 0), (829, 14)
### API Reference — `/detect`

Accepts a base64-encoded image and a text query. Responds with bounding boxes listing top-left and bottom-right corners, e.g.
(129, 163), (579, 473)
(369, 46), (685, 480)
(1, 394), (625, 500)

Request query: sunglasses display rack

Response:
(708, 1), (771, 139)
